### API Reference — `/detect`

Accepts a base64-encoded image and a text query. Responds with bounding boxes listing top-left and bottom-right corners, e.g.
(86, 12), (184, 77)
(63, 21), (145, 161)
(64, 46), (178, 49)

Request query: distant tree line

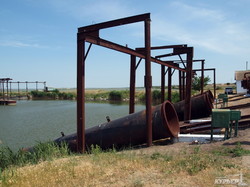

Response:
(31, 89), (75, 100)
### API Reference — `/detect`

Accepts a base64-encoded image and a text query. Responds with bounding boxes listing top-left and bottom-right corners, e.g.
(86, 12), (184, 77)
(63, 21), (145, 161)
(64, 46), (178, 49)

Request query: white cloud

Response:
(151, 1), (250, 55)
(46, 0), (135, 23)
(0, 40), (48, 48)
(170, 1), (226, 22)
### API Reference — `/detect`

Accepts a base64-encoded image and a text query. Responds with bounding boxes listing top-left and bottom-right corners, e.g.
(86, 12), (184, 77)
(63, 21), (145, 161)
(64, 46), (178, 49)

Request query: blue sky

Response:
(1, 0), (249, 88)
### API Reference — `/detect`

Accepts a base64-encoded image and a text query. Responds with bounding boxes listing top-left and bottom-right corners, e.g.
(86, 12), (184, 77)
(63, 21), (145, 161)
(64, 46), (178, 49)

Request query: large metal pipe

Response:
(54, 100), (179, 151)
(174, 91), (214, 121)
(204, 90), (214, 103)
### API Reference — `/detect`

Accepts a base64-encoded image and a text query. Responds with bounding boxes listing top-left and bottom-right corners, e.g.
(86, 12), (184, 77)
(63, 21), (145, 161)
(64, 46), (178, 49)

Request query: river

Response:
(0, 100), (145, 151)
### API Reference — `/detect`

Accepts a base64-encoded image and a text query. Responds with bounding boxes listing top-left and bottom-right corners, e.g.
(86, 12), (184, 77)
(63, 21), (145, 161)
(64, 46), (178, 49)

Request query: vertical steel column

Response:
(9, 82), (12, 97)
(182, 71), (185, 99)
(0, 81), (1, 94)
(161, 65), (165, 103)
(179, 70), (183, 100)
(6, 80), (9, 100)
(168, 67), (172, 102)
(144, 19), (152, 147)
(201, 60), (204, 94)
(184, 48), (193, 121)
(17, 81), (20, 96)
(129, 55), (136, 114)
(36, 81), (38, 91)
(77, 35), (86, 153)
(2, 81), (5, 100)
(44, 82), (46, 91)
(213, 69), (216, 98)
(26, 81), (28, 94)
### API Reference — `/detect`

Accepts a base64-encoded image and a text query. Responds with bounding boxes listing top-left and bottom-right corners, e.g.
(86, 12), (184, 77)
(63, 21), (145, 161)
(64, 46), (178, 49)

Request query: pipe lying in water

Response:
(54, 100), (179, 152)
(173, 91), (214, 121)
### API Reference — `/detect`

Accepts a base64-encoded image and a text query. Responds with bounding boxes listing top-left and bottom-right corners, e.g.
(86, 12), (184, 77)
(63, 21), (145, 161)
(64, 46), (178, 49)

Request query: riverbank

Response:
(1, 128), (249, 186)
(30, 88), (181, 104)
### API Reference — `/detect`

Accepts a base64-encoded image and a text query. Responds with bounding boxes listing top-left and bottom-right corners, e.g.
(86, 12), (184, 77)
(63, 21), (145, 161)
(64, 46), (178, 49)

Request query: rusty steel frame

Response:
(193, 68), (216, 98)
(162, 58), (215, 118)
(9, 81), (46, 96)
(153, 47), (194, 120)
(167, 59), (208, 97)
(77, 13), (154, 153)
(0, 78), (12, 100)
(137, 45), (194, 120)
(77, 13), (200, 153)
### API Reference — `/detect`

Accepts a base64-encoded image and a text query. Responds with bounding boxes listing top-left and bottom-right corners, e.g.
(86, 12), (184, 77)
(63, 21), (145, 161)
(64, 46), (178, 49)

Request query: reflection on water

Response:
(0, 100), (145, 151)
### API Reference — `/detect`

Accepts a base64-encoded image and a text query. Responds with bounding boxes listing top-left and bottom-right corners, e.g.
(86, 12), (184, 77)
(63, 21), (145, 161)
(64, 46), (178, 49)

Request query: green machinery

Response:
(216, 93), (228, 108)
(211, 109), (241, 141)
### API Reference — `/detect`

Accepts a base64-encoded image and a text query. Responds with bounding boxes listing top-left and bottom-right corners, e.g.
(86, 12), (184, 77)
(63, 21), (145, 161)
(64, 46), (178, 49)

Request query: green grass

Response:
(0, 141), (74, 185)
(0, 141), (72, 171)
(212, 142), (250, 157)
(31, 90), (76, 100)
(29, 88), (182, 103)
(0, 143), (248, 186)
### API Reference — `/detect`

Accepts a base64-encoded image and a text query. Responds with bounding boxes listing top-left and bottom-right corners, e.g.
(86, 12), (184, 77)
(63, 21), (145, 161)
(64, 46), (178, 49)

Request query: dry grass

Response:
(1, 145), (249, 187)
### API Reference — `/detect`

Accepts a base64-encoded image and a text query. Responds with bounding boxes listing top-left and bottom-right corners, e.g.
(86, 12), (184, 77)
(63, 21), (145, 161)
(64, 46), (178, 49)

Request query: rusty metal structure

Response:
(0, 78), (12, 100)
(9, 81), (47, 95)
(174, 90), (214, 121)
(22, 93), (250, 153)
(241, 72), (250, 94)
(192, 68), (216, 97)
(76, 13), (198, 152)
(0, 78), (17, 105)
(55, 100), (179, 151)
(133, 45), (194, 117)
(0, 79), (47, 102)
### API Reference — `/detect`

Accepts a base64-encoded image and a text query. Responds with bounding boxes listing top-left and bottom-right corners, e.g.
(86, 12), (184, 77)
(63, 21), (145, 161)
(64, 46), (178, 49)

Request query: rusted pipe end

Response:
(161, 100), (180, 137)
(244, 72), (250, 78)
(204, 90), (214, 103)
(204, 94), (213, 112)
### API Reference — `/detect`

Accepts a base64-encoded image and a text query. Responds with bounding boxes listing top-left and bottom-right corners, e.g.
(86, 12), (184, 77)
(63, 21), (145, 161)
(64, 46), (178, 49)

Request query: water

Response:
(0, 100), (145, 151)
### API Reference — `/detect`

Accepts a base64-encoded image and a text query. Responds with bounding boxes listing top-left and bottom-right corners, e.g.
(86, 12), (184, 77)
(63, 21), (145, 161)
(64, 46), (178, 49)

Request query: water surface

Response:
(0, 100), (145, 150)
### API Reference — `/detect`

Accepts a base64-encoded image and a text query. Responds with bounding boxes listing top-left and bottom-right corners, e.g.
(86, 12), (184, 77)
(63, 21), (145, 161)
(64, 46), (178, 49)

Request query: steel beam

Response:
(213, 69), (216, 98)
(77, 38), (85, 153)
(168, 67), (172, 102)
(170, 59), (205, 63)
(18, 81), (20, 95)
(179, 70), (182, 101)
(194, 68), (216, 71)
(84, 35), (145, 58)
(136, 44), (187, 51)
(155, 47), (196, 59)
(82, 35), (185, 71)
(161, 65), (165, 103)
(201, 60), (205, 94)
(6, 80), (9, 99)
(184, 47), (194, 121)
(129, 55), (136, 114)
(144, 19), (152, 147)
(182, 71), (186, 100)
(78, 13), (150, 33)
(25, 81), (28, 94)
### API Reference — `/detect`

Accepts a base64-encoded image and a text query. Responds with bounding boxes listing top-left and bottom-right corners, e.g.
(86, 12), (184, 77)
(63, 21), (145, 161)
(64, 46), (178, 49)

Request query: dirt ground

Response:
(131, 93), (250, 166)
(130, 127), (250, 156)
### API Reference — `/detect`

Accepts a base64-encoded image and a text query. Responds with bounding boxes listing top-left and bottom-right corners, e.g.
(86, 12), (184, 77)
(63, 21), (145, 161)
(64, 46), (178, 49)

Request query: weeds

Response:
(0, 142), (247, 186)
(173, 146), (233, 175)
(89, 144), (103, 155)
(212, 143), (250, 157)
(0, 141), (71, 171)
(150, 152), (172, 162)
(0, 146), (15, 170)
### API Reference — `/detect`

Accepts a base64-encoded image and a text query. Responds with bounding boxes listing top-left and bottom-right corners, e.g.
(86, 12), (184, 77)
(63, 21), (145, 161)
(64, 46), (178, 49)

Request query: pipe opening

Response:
(161, 101), (180, 137)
